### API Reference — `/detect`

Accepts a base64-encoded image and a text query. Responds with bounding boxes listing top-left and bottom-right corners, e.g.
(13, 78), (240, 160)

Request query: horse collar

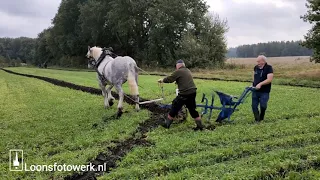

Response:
(96, 52), (112, 83)
(95, 51), (108, 68)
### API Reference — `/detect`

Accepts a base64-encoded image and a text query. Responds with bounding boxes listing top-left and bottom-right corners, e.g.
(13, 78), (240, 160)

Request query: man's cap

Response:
(176, 59), (184, 64)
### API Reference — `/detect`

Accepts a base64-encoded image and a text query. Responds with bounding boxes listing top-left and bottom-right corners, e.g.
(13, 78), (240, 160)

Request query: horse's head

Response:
(86, 46), (93, 59)
(86, 46), (102, 68)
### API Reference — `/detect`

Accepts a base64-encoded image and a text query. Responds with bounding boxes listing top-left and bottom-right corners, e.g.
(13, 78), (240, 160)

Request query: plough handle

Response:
(211, 93), (214, 106)
(158, 82), (165, 99)
(201, 93), (206, 103)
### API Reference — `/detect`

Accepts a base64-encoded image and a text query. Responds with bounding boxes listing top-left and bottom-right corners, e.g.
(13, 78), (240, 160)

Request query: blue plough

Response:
(160, 87), (255, 122)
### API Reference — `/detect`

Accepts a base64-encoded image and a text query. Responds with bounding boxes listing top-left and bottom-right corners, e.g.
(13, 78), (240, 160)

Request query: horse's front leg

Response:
(115, 85), (124, 118)
(99, 82), (109, 109)
(99, 82), (106, 97)
(106, 85), (115, 107)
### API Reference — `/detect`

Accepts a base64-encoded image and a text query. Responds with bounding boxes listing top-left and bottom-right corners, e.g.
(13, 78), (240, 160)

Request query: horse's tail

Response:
(128, 63), (139, 96)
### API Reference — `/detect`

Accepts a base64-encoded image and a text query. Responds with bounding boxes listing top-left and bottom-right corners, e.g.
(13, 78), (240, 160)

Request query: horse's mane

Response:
(91, 46), (103, 59)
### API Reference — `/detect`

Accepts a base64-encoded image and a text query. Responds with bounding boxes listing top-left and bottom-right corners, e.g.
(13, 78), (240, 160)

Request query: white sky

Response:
(206, 0), (311, 47)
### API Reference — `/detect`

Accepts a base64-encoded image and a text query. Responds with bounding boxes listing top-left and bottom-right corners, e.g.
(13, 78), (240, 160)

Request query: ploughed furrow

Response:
(65, 114), (164, 180)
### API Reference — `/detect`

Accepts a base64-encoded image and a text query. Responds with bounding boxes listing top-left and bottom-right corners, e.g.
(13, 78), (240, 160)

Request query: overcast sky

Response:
(0, 0), (311, 47)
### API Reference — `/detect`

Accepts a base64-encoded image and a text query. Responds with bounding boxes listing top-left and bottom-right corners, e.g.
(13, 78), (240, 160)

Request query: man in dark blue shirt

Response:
(252, 55), (274, 122)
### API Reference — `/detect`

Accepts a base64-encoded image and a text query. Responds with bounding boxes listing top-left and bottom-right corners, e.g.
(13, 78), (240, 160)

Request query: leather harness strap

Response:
(89, 50), (114, 84)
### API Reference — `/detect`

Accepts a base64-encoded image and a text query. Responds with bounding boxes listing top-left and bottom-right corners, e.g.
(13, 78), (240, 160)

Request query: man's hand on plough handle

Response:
(249, 85), (258, 90)
(158, 79), (164, 89)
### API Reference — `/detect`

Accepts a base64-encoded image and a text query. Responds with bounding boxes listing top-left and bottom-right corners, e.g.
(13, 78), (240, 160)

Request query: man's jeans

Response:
(252, 91), (270, 120)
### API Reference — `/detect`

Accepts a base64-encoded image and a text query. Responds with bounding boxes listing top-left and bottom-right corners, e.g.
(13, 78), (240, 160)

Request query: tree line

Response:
(1, 0), (228, 68)
(0, 37), (36, 67)
(228, 40), (313, 58)
(33, 0), (228, 68)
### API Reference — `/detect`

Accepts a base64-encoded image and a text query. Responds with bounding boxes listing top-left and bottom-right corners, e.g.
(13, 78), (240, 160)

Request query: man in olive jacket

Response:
(158, 60), (204, 131)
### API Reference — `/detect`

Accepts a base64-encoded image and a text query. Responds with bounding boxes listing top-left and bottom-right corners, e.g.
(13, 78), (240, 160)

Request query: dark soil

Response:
(64, 113), (164, 180)
(64, 124), (155, 180)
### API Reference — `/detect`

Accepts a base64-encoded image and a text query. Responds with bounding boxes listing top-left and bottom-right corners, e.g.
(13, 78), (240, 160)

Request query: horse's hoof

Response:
(109, 99), (114, 107)
(116, 112), (123, 119)
(117, 108), (123, 119)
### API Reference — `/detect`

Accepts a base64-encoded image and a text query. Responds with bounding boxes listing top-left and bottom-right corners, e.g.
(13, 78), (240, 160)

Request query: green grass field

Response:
(0, 70), (149, 179)
(1, 67), (320, 179)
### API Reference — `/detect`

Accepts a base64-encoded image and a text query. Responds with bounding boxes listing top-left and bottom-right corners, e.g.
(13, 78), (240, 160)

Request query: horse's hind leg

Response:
(135, 95), (140, 111)
(115, 85), (124, 118)
(134, 72), (140, 111)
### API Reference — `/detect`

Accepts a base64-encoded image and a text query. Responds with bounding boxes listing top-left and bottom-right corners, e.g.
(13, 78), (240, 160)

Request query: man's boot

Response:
(193, 120), (205, 131)
(161, 116), (173, 129)
(260, 107), (266, 121)
(253, 111), (260, 122)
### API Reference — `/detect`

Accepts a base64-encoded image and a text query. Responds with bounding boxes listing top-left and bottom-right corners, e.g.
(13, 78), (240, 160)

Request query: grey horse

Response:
(86, 46), (140, 118)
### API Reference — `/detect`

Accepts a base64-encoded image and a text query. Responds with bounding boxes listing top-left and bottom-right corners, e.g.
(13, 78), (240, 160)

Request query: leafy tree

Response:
(301, 0), (320, 63)
(107, 0), (150, 59)
(177, 14), (228, 68)
(52, 0), (88, 54)
(33, 28), (54, 66)
(78, 0), (113, 47)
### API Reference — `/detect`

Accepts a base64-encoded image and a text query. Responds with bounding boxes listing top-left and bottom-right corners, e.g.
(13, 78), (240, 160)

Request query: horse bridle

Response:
(88, 48), (116, 83)
(88, 47), (116, 68)
(88, 57), (97, 67)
